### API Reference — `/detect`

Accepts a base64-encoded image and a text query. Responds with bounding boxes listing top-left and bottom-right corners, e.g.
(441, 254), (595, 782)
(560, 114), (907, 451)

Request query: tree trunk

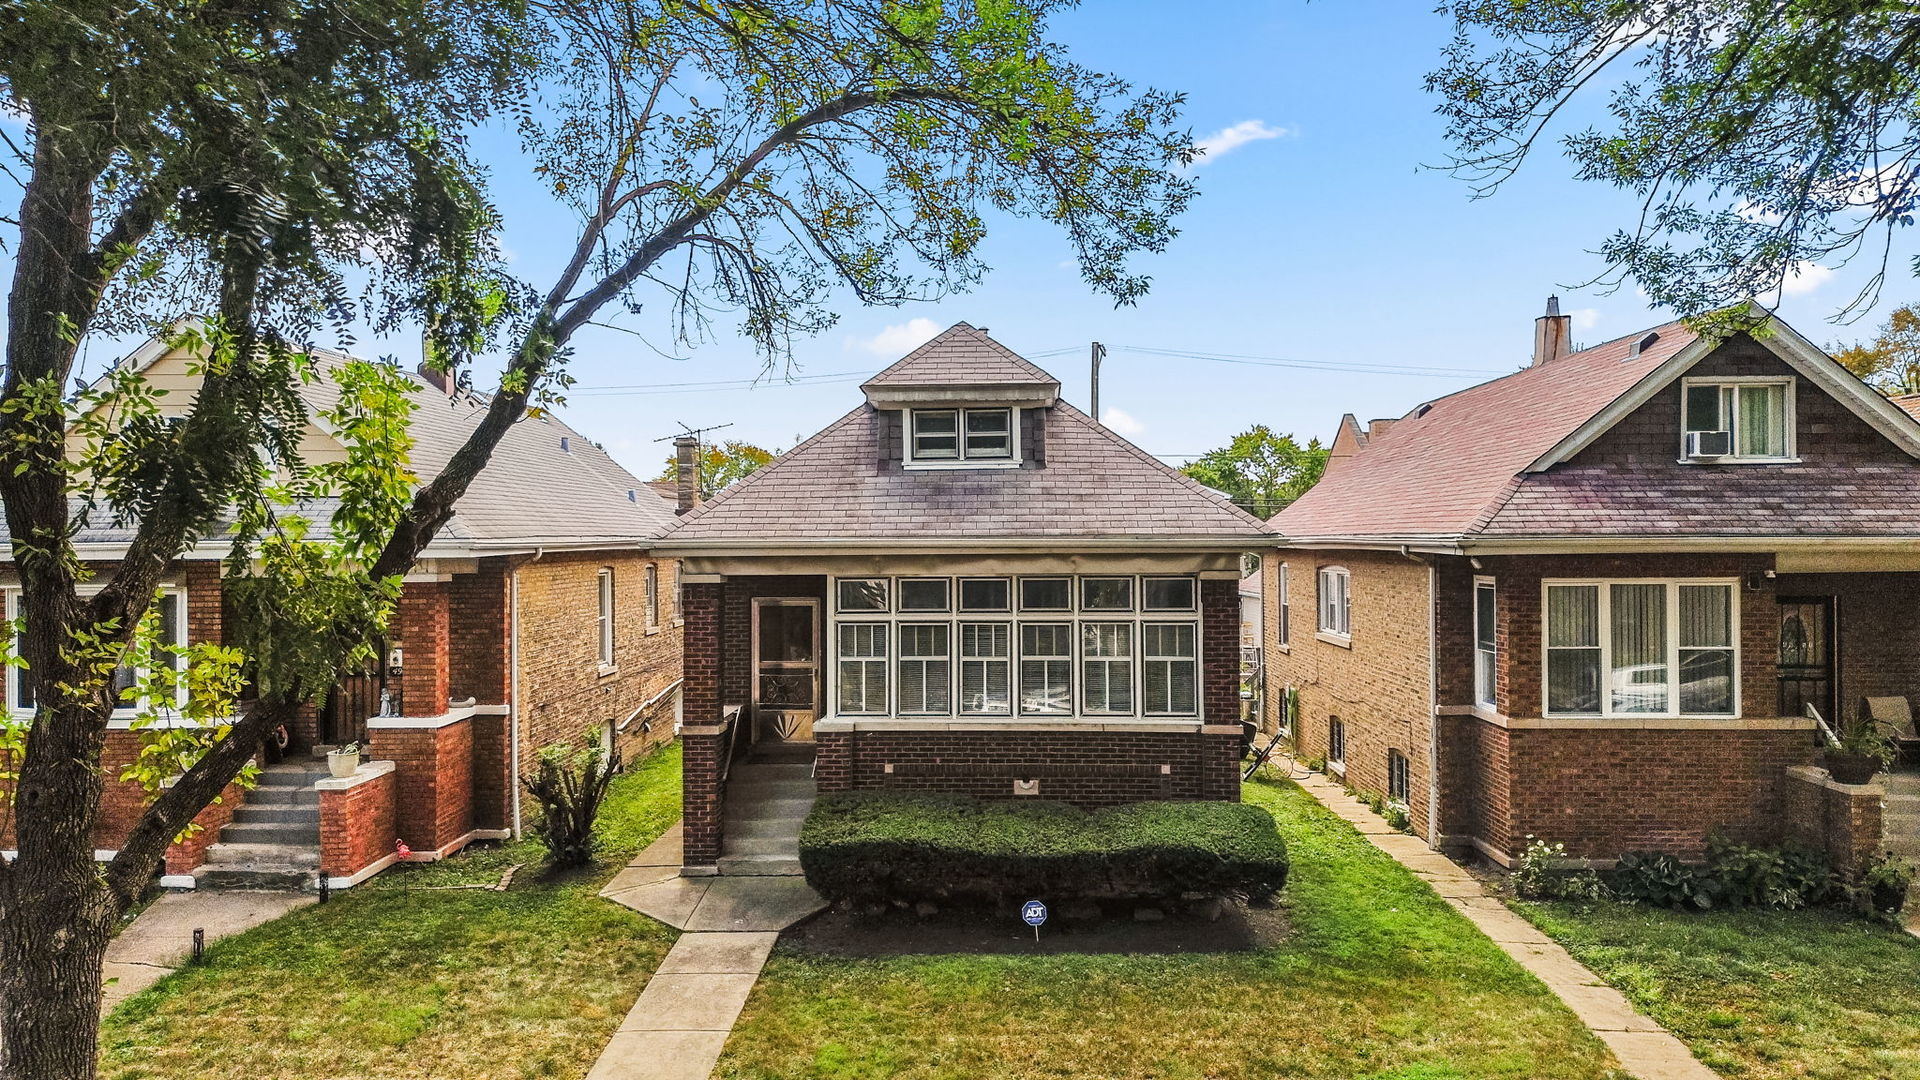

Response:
(0, 848), (115, 1080)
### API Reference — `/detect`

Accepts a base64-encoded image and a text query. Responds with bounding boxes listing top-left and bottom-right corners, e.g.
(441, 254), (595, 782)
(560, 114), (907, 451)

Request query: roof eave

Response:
(651, 535), (1261, 557)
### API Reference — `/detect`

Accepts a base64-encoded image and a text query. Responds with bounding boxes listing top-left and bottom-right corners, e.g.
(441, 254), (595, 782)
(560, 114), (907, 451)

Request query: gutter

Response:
(650, 536), (1263, 557)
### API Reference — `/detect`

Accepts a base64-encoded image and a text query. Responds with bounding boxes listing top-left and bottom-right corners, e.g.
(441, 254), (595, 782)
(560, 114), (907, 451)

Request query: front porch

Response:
(674, 561), (1248, 869)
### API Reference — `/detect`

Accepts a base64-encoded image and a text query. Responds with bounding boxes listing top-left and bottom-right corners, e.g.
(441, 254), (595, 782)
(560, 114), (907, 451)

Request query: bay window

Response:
(1544, 579), (1737, 717)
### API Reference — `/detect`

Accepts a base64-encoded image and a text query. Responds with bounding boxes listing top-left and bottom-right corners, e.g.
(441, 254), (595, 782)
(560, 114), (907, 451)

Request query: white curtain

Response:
(1737, 383), (1787, 457)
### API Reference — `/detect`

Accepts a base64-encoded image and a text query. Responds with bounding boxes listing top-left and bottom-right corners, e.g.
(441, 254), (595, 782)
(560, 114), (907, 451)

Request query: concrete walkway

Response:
(103, 889), (313, 1011)
(1291, 769), (1719, 1080)
(593, 822), (827, 1079)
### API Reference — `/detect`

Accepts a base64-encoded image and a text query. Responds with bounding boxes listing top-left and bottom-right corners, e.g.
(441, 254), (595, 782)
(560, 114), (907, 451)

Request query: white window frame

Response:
(895, 622), (952, 716)
(1140, 621), (1198, 717)
(823, 574), (1201, 723)
(596, 568), (616, 671)
(1316, 566), (1351, 643)
(644, 564), (660, 630)
(6, 586), (188, 718)
(1276, 563), (1290, 648)
(1473, 577), (1497, 709)
(835, 622), (889, 715)
(1080, 620), (1136, 716)
(1540, 577), (1741, 719)
(1327, 715), (1346, 769)
(958, 621), (1013, 716)
(1386, 748), (1409, 803)
(905, 407), (1023, 469)
(1679, 376), (1797, 463)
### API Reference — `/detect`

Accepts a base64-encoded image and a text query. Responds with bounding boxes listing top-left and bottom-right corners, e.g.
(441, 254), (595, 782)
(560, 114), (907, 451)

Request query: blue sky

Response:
(23, 1), (1917, 479)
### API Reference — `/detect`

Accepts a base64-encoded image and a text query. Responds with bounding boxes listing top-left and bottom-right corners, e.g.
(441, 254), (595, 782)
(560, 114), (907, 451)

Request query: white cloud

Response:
(1757, 261), (1835, 306)
(849, 317), (941, 356)
(1568, 307), (1600, 332)
(1101, 407), (1145, 437)
(1187, 120), (1291, 168)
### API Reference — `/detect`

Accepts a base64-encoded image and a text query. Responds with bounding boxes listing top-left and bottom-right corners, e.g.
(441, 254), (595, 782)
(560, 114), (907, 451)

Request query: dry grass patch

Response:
(715, 776), (1624, 1080)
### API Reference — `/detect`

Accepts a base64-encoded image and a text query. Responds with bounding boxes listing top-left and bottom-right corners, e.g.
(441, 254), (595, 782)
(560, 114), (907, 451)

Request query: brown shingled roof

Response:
(662, 330), (1263, 547)
(1892, 392), (1920, 423)
(861, 322), (1059, 388)
(1272, 321), (1698, 540)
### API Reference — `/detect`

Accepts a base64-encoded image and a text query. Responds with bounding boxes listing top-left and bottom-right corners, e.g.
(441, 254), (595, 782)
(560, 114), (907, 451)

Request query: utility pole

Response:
(1090, 341), (1106, 425)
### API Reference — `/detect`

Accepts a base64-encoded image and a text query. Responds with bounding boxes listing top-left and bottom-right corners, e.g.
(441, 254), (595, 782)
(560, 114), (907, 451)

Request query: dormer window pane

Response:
(912, 410), (959, 459)
(1682, 378), (1792, 461)
(963, 409), (1012, 458)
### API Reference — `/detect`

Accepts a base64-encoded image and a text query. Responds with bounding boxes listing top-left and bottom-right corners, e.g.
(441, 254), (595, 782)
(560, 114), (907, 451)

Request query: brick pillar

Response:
(1199, 576), (1244, 802)
(317, 761), (398, 883)
(366, 716), (475, 855)
(816, 731), (853, 793)
(396, 581), (451, 717)
(681, 581), (725, 866)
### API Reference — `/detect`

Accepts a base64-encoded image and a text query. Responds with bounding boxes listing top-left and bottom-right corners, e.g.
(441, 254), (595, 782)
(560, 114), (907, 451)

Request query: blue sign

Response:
(1021, 900), (1048, 927)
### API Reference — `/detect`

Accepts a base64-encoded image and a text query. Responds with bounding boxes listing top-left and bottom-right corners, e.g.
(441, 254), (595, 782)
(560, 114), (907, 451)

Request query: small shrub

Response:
(1513, 837), (1612, 901)
(799, 792), (1289, 906)
(1836, 853), (1918, 923)
(1302, 755), (1327, 773)
(1610, 851), (1708, 908)
(1701, 835), (1828, 910)
(521, 740), (621, 868)
(1383, 800), (1411, 832)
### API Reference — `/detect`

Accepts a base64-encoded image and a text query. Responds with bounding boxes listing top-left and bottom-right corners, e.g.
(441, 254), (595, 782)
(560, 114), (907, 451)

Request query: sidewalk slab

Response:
(104, 890), (312, 1011)
(622, 972), (760, 1031)
(586, 1030), (730, 1080)
(656, 932), (778, 975)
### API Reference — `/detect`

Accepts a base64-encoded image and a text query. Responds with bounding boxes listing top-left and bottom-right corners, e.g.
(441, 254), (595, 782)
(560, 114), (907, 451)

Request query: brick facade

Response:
(680, 581), (725, 866)
(394, 580), (451, 717)
(367, 718), (475, 855)
(1783, 766), (1883, 877)
(1265, 550), (1438, 838)
(818, 729), (1236, 805)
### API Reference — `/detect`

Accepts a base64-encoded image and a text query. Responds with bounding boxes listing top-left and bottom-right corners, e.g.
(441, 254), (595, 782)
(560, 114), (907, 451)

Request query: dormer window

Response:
(908, 407), (1018, 466)
(1681, 377), (1794, 462)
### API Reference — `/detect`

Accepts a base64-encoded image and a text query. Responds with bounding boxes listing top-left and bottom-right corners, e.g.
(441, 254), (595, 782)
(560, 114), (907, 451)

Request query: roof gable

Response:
(860, 322), (1061, 393)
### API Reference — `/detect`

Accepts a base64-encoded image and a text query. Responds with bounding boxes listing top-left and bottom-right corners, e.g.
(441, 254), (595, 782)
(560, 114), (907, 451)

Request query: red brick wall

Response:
(1265, 550), (1437, 837)
(319, 767), (398, 879)
(1437, 714), (1510, 854)
(1503, 727), (1814, 859)
(681, 581), (724, 865)
(1783, 766), (1883, 877)
(1201, 578), (1239, 726)
(448, 564), (510, 705)
(395, 581), (451, 717)
(367, 718), (473, 853)
(469, 710), (510, 831)
(817, 729), (1238, 806)
(681, 725), (726, 866)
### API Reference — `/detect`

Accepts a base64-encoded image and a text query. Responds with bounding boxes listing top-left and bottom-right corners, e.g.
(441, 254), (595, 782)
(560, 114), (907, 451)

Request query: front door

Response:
(1777, 596), (1836, 724)
(752, 598), (819, 744)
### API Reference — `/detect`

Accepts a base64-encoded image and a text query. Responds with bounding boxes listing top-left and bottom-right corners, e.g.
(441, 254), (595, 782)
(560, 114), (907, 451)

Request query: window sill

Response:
(1675, 456), (1800, 466)
(644, 625), (661, 637)
(596, 663), (619, 679)
(1273, 643), (1291, 654)
(815, 717), (1204, 734)
(1315, 631), (1352, 649)
(902, 459), (1022, 471)
(1326, 760), (1346, 775)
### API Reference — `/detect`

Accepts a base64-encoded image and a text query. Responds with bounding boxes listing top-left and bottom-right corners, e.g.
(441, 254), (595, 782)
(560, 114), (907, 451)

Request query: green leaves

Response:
(1180, 425), (1329, 520)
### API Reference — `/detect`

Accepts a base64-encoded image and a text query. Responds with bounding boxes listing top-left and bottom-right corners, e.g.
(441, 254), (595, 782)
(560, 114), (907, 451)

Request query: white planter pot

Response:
(327, 751), (360, 779)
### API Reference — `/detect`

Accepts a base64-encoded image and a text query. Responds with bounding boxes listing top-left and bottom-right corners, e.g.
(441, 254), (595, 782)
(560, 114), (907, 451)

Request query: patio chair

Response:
(1863, 697), (1920, 765)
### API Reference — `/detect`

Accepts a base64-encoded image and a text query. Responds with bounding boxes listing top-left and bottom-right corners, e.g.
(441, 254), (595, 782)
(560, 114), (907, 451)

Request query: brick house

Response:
(1265, 300), (1920, 868)
(4, 333), (685, 887)
(652, 323), (1267, 871)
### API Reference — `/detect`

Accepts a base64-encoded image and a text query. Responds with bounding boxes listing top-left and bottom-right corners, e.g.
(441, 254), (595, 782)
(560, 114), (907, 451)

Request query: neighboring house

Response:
(1266, 300), (1920, 867)
(652, 322), (1267, 870)
(1239, 568), (1262, 646)
(4, 334), (685, 888)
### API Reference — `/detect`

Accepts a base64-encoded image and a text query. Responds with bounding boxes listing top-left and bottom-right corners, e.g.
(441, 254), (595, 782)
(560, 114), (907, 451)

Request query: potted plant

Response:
(326, 742), (362, 779)
(1825, 720), (1896, 784)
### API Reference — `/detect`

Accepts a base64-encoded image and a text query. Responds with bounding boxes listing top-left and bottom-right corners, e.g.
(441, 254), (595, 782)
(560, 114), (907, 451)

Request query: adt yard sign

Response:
(1022, 899), (1047, 942)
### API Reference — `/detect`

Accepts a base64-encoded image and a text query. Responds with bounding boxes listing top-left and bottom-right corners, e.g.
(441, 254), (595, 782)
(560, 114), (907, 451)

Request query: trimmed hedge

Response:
(798, 792), (1289, 906)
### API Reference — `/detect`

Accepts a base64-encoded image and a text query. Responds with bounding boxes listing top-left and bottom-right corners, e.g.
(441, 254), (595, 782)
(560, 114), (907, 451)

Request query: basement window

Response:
(1387, 749), (1409, 804)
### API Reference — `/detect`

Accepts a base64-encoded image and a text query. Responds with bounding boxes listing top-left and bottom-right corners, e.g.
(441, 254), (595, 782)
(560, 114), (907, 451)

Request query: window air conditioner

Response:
(1686, 430), (1732, 458)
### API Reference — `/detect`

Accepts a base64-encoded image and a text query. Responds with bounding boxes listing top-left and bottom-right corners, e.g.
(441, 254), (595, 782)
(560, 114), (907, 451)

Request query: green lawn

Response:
(714, 776), (1623, 1080)
(98, 743), (684, 1080)
(1517, 898), (1920, 1079)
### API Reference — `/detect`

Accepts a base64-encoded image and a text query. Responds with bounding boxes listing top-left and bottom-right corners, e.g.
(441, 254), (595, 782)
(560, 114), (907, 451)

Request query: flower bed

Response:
(798, 792), (1288, 906)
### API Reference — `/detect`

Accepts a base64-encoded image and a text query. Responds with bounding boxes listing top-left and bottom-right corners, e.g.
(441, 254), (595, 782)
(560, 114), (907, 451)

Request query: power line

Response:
(1117, 345), (1505, 379)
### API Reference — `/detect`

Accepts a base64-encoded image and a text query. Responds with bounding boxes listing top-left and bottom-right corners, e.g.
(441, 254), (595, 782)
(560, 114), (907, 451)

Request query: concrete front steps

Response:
(717, 761), (814, 877)
(193, 762), (326, 889)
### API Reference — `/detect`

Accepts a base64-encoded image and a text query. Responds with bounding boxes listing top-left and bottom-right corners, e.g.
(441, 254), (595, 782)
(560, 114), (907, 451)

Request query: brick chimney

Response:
(1532, 295), (1572, 367)
(673, 435), (701, 516)
(416, 361), (455, 395)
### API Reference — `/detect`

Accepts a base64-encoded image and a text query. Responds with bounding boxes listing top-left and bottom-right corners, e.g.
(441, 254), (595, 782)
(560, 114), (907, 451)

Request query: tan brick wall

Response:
(1266, 549), (1436, 838)
(512, 551), (683, 777)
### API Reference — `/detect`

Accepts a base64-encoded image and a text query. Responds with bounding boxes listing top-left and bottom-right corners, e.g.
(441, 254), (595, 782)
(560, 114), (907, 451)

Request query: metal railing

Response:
(718, 703), (745, 783)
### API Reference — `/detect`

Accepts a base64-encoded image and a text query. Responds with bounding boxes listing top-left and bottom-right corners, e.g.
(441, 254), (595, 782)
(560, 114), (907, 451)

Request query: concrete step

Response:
(725, 796), (814, 818)
(194, 865), (315, 890)
(255, 769), (330, 788)
(202, 842), (321, 869)
(724, 816), (806, 841)
(218, 821), (319, 846)
(716, 853), (803, 877)
(722, 835), (801, 857)
(1884, 838), (1920, 857)
(726, 779), (816, 801)
(245, 788), (321, 808)
(232, 805), (323, 825)
(731, 762), (814, 782)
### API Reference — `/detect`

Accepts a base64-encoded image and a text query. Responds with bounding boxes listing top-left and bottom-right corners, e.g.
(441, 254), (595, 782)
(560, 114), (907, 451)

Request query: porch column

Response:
(681, 579), (726, 868)
(395, 580), (451, 717)
(1200, 574), (1244, 802)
